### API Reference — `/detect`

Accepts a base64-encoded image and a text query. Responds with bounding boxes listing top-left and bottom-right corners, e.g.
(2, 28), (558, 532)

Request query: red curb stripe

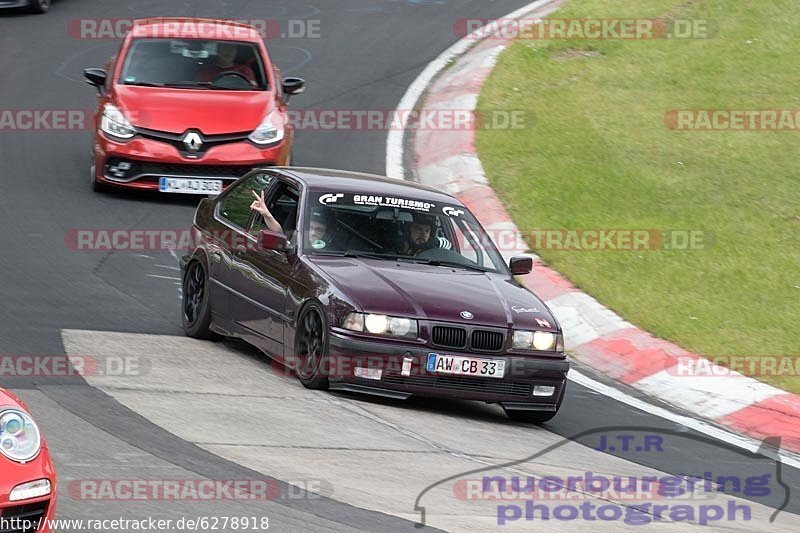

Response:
(457, 186), (513, 226)
(719, 394), (800, 454)
(427, 66), (494, 95)
(414, 132), (475, 168)
(524, 261), (577, 301)
(423, 86), (483, 105)
(571, 328), (693, 384)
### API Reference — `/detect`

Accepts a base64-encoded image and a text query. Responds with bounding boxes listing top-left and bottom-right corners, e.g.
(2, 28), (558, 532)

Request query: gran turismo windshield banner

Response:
(316, 192), (465, 217)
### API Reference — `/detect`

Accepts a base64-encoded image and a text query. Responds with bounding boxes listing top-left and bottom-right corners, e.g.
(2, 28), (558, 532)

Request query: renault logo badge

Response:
(183, 131), (203, 153)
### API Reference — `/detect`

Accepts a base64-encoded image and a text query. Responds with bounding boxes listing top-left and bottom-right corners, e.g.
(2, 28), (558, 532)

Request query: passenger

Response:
(309, 208), (329, 242)
(249, 190), (283, 233)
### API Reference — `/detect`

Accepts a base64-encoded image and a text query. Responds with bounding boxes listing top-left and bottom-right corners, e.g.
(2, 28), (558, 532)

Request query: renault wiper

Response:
(163, 81), (254, 91)
(123, 81), (166, 87)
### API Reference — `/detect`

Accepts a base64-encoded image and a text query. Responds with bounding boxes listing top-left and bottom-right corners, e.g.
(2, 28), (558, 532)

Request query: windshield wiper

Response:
(409, 258), (493, 272)
(162, 81), (256, 91)
(161, 81), (215, 89)
(123, 81), (166, 87)
(316, 250), (407, 261)
(122, 81), (215, 89)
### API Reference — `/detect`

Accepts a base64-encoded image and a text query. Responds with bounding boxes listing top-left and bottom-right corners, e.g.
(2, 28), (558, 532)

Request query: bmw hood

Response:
(114, 86), (274, 135)
(308, 257), (559, 331)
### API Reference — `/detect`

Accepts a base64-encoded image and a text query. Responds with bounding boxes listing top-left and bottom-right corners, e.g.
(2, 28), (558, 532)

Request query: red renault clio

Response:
(84, 18), (305, 194)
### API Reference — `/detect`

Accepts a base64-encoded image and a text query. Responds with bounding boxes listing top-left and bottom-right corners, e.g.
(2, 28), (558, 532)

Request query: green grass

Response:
(477, 0), (800, 391)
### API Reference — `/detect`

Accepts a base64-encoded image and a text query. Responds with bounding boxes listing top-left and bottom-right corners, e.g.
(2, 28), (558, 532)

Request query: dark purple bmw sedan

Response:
(182, 167), (569, 423)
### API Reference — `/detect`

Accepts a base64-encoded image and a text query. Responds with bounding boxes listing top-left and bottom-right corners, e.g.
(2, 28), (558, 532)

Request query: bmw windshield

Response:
(304, 192), (509, 273)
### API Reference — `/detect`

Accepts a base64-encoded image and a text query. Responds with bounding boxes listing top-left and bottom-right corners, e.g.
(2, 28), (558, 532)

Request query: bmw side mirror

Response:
(509, 256), (533, 275)
(259, 229), (289, 251)
(84, 68), (108, 96)
(282, 77), (306, 100)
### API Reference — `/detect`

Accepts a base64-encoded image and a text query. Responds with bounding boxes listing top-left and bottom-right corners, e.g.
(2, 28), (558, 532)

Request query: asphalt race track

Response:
(0, 1), (798, 531)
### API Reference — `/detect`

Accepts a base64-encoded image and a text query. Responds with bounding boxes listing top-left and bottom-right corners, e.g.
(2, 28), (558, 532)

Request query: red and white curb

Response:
(388, 0), (800, 456)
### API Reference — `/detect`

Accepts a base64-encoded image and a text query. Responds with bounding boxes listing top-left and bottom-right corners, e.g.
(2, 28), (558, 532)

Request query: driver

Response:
(199, 42), (255, 85)
(400, 213), (452, 256)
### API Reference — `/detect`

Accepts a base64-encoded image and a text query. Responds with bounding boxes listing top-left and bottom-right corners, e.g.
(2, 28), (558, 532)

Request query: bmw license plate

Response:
(159, 177), (223, 195)
(427, 353), (505, 379)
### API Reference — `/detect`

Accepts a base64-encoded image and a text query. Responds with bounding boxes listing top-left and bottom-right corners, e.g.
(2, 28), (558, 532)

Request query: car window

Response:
(252, 181), (299, 238)
(219, 173), (274, 229)
(448, 218), (483, 265)
(304, 193), (507, 272)
(120, 39), (268, 90)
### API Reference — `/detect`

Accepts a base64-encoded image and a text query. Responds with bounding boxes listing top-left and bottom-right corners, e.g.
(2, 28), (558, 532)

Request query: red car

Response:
(0, 389), (56, 532)
(83, 18), (305, 194)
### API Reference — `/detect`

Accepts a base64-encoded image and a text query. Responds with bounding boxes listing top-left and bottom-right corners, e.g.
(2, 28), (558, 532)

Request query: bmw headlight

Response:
(248, 109), (285, 145)
(100, 103), (135, 139)
(343, 313), (418, 338)
(0, 410), (42, 463)
(512, 330), (563, 352)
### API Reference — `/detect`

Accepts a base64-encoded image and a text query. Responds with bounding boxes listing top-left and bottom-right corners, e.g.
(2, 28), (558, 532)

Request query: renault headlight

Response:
(0, 410), (41, 463)
(343, 313), (418, 338)
(512, 330), (563, 352)
(249, 109), (285, 145)
(100, 103), (135, 139)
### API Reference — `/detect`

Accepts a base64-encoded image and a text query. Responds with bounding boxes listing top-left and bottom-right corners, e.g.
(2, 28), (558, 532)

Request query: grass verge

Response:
(477, 0), (800, 392)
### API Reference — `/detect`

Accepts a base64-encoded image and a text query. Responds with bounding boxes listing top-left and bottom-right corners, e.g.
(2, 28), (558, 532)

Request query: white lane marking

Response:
(385, 0), (557, 179)
(634, 369), (786, 419)
(569, 369), (800, 469)
(147, 275), (181, 281)
(155, 264), (180, 271)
